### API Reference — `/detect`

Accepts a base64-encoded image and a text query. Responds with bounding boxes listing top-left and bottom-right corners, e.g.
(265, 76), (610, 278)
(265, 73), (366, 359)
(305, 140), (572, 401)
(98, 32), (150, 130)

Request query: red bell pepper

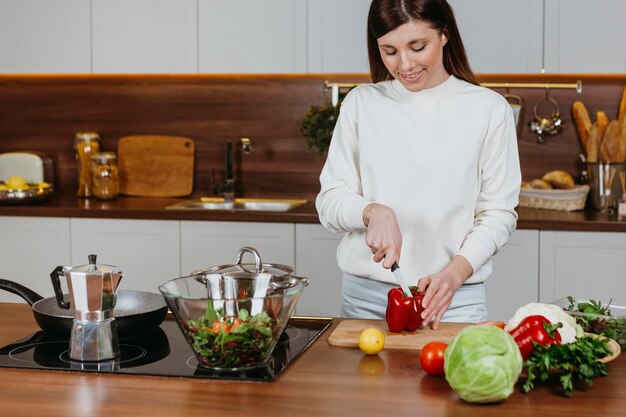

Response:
(386, 286), (424, 333)
(508, 315), (562, 360)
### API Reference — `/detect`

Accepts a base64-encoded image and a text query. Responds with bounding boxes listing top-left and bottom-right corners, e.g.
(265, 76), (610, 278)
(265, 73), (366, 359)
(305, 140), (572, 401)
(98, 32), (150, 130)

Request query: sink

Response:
(166, 197), (307, 212)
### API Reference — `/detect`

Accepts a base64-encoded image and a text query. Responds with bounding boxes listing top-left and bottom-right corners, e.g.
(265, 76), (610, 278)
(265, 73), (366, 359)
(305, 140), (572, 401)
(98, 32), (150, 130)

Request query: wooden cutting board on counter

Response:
(118, 135), (194, 197)
(328, 319), (474, 350)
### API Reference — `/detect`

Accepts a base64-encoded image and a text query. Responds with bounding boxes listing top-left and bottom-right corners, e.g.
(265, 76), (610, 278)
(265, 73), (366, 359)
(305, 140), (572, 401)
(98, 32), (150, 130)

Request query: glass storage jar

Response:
(74, 132), (101, 197)
(91, 152), (119, 200)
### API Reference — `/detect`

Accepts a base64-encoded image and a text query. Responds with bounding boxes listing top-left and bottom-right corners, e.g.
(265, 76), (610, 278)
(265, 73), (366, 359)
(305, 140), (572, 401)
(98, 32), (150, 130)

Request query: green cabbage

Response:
(444, 325), (523, 403)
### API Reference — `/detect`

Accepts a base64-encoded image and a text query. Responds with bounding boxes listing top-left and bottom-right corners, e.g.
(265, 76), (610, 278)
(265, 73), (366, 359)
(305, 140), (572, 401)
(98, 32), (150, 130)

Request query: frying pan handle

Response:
(0, 279), (44, 306)
(50, 265), (70, 309)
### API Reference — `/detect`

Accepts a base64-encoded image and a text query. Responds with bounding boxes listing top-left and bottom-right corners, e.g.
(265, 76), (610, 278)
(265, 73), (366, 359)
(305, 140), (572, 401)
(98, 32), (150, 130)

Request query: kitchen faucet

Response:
(214, 138), (251, 202)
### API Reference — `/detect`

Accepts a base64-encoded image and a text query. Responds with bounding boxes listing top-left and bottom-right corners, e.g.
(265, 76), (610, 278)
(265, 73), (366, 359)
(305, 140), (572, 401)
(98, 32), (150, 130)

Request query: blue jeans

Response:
(340, 273), (488, 323)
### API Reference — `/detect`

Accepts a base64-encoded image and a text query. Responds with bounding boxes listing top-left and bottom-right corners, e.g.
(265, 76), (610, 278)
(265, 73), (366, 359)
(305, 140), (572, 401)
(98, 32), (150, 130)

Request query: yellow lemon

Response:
(358, 328), (385, 355)
(38, 182), (51, 189)
(6, 176), (28, 190)
(0, 184), (8, 191)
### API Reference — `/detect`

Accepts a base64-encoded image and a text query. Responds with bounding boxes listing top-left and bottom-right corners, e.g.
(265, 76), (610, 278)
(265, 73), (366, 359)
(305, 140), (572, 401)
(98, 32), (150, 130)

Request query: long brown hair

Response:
(367, 0), (477, 85)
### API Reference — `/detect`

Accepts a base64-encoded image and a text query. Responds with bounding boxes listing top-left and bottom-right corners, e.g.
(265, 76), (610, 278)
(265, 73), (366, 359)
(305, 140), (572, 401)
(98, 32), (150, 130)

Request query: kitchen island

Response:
(1, 303), (625, 417)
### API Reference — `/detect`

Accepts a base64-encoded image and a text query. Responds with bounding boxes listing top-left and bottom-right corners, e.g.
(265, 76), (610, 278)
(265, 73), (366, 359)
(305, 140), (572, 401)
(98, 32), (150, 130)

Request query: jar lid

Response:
(91, 152), (117, 163)
(75, 132), (100, 141)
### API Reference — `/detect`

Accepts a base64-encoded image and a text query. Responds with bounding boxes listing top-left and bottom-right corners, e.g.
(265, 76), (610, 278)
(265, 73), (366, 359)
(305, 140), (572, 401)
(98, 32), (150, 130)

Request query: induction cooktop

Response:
(0, 317), (332, 382)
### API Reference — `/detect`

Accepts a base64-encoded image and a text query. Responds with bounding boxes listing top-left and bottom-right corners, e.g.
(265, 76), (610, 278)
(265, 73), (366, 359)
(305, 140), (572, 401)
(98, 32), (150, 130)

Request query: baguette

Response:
(597, 111), (610, 142)
(586, 122), (601, 163)
(572, 101), (592, 151)
(619, 86), (626, 124)
(600, 120), (622, 162)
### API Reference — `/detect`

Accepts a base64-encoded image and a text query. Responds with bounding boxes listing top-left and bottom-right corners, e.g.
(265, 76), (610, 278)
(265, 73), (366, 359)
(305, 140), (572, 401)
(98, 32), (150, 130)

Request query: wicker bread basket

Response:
(518, 185), (590, 211)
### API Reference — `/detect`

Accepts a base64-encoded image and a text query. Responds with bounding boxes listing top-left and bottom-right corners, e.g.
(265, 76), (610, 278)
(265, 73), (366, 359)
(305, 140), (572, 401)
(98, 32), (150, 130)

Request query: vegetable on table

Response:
(565, 296), (626, 348)
(385, 286), (424, 333)
(523, 334), (613, 395)
(506, 302), (583, 344)
(444, 325), (522, 404)
(420, 341), (447, 376)
(509, 315), (562, 360)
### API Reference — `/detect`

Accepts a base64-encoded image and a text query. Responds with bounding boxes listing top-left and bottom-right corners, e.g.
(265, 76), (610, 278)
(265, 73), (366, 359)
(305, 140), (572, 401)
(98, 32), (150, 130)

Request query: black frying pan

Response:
(0, 279), (168, 338)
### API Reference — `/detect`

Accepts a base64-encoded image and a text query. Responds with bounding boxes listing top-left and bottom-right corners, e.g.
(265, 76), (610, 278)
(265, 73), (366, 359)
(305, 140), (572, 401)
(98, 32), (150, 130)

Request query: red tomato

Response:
(419, 342), (448, 376)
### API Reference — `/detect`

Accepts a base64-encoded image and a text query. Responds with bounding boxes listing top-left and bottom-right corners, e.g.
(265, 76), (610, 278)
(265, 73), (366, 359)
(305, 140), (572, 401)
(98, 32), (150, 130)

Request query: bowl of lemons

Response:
(0, 176), (53, 204)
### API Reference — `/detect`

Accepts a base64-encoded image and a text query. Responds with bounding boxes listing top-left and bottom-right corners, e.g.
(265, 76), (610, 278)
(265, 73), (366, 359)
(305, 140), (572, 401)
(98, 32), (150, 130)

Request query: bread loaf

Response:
(542, 170), (575, 190)
(600, 120), (622, 162)
(572, 101), (592, 151)
(529, 179), (553, 190)
(586, 122), (601, 163)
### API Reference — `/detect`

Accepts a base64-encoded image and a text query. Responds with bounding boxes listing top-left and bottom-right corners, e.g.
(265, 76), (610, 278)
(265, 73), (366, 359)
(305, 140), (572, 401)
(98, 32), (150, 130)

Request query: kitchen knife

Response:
(391, 262), (413, 299)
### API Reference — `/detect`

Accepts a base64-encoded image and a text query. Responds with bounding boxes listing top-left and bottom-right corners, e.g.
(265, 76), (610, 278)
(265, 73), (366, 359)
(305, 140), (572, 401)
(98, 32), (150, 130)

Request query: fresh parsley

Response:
(522, 335), (613, 395)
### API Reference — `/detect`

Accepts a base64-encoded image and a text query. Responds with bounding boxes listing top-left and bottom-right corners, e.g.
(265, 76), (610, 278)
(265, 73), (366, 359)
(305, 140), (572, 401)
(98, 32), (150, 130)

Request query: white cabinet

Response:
(180, 221), (294, 274)
(0, 0), (91, 73)
(70, 218), (180, 293)
(544, 0), (626, 73)
(539, 231), (626, 303)
(486, 230), (540, 321)
(295, 224), (343, 317)
(449, 0), (543, 74)
(307, 0), (370, 73)
(0, 217), (70, 302)
(91, 0), (198, 73)
(198, 0), (307, 73)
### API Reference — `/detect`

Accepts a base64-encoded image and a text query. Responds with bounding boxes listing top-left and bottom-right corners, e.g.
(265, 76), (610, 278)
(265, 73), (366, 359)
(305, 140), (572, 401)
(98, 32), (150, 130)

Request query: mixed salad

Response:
(565, 296), (626, 348)
(184, 301), (279, 369)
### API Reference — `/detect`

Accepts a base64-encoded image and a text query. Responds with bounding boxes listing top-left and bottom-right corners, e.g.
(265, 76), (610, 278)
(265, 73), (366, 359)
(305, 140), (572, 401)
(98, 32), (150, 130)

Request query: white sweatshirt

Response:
(316, 75), (521, 286)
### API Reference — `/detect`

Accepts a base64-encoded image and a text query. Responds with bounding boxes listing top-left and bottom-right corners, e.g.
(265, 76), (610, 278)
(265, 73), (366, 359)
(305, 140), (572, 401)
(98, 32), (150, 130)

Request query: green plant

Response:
(300, 101), (340, 155)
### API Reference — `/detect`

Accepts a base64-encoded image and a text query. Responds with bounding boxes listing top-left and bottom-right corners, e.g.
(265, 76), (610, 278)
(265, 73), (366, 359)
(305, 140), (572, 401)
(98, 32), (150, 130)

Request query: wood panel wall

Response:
(0, 74), (624, 200)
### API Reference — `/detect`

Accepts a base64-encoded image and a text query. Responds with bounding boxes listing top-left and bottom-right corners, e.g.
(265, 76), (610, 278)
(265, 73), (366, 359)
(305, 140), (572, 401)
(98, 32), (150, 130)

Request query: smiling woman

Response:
(315, 0), (521, 328)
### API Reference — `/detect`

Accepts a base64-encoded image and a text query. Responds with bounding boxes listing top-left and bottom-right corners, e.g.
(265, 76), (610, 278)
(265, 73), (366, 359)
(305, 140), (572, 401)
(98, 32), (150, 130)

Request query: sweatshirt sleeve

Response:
(316, 93), (372, 233)
(457, 104), (521, 273)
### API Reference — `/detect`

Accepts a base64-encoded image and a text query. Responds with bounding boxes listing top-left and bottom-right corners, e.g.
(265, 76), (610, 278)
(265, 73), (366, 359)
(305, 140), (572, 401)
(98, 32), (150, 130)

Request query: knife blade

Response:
(391, 262), (413, 299)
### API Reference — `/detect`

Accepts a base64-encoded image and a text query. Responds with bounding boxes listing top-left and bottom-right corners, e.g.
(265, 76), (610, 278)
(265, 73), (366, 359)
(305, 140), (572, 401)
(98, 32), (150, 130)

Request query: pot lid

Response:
(191, 246), (294, 279)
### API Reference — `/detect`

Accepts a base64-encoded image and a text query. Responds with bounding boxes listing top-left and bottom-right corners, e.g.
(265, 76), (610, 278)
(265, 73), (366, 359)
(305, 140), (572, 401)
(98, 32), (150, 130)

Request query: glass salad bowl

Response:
(159, 248), (309, 371)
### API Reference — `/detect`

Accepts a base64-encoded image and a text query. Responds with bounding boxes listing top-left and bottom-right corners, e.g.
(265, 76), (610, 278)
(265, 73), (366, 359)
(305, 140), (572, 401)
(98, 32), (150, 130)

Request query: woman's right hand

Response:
(362, 203), (402, 269)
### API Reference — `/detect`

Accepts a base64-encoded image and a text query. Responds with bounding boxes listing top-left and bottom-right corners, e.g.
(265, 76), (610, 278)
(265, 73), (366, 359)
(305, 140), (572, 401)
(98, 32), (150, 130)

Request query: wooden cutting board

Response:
(328, 319), (475, 350)
(118, 135), (194, 197)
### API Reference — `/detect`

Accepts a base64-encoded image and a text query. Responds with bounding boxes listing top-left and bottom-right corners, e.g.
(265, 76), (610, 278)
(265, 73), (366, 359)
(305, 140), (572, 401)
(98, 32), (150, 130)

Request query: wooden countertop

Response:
(1, 193), (626, 231)
(1, 303), (625, 417)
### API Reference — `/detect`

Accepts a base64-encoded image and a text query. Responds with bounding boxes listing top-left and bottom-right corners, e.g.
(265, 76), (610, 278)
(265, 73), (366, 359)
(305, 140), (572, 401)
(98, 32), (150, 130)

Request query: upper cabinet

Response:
(92, 0), (198, 73)
(449, 0), (543, 74)
(307, 0), (370, 73)
(198, 0), (307, 73)
(544, 0), (626, 73)
(0, 0), (91, 73)
(1, 0), (624, 74)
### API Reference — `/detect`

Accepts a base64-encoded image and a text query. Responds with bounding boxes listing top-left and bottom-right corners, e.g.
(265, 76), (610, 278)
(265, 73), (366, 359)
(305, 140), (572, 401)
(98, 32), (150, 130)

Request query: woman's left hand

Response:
(417, 256), (473, 329)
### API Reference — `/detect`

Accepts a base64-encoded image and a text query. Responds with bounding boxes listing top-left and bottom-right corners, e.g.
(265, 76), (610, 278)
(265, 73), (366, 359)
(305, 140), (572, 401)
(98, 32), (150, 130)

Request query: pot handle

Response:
(294, 275), (310, 287)
(234, 246), (264, 273)
(50, 265), (70, 309)
(0, 279), (44, 306)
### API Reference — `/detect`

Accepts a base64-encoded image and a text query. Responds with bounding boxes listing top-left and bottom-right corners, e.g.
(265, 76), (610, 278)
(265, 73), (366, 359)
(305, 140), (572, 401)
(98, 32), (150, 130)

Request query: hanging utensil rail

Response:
(324, 80), (583, 105)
